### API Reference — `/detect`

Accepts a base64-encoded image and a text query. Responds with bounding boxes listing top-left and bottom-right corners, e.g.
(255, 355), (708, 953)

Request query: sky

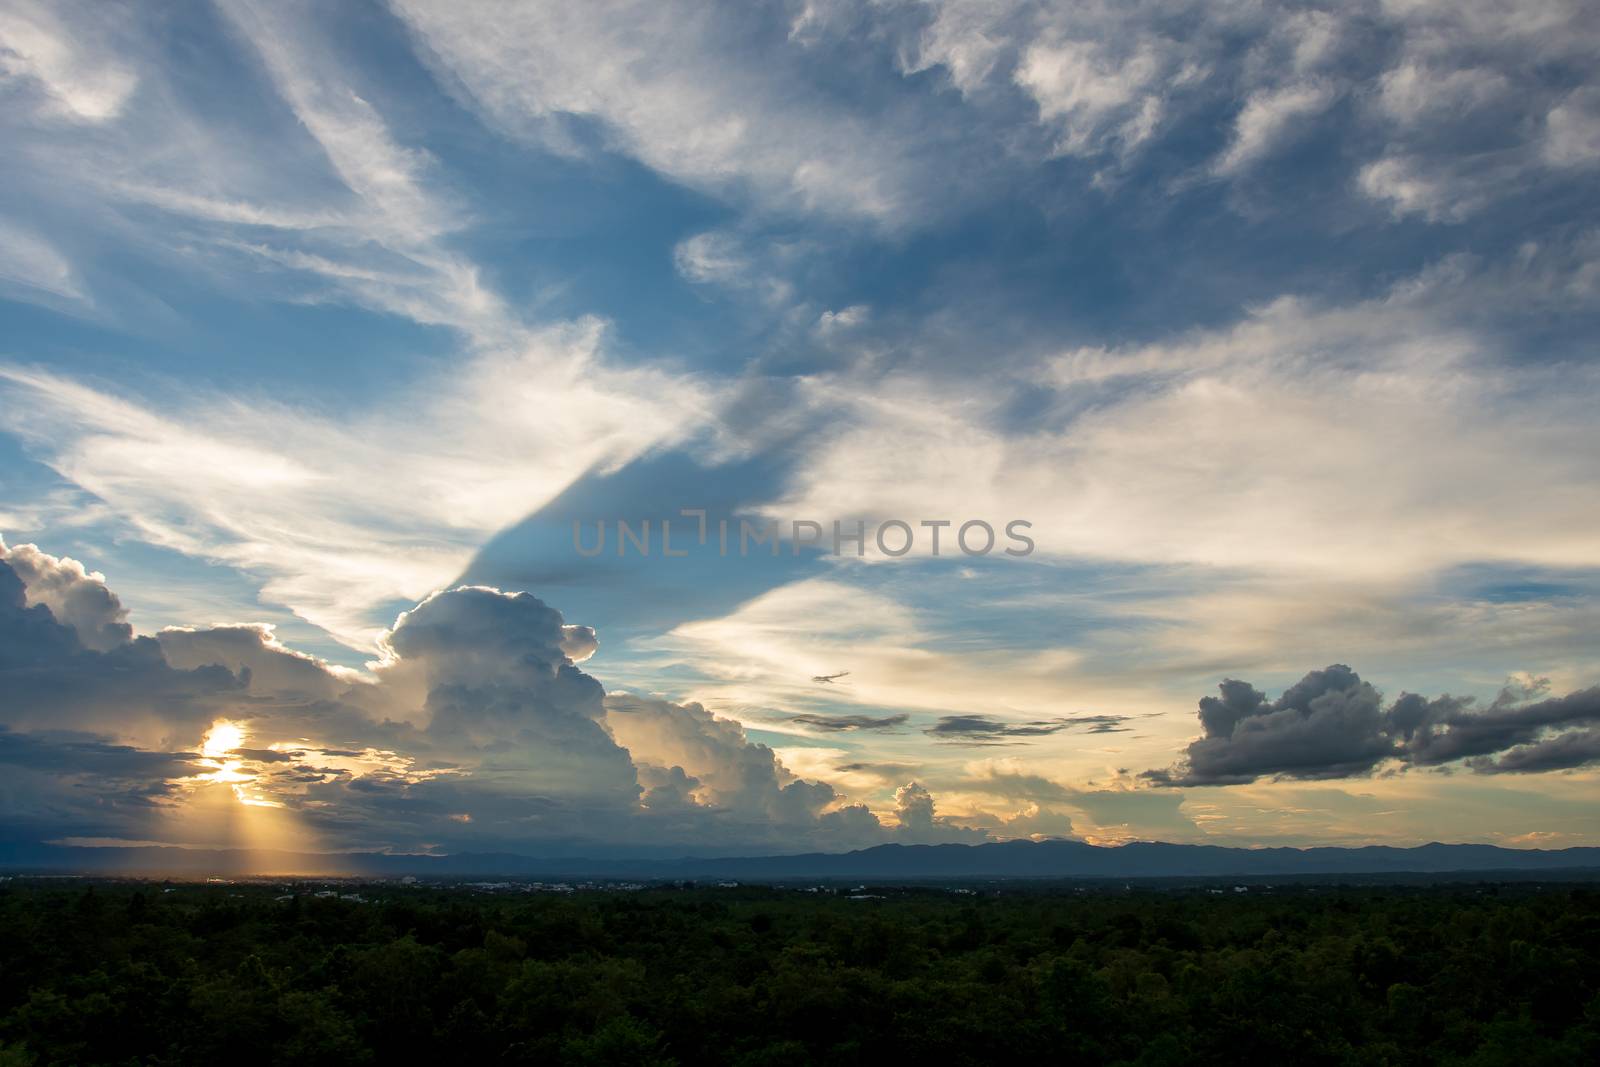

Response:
(1, 0), (1598, 862)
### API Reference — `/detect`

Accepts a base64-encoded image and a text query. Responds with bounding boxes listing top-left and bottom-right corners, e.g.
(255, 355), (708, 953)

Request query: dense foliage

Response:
(0, 879), (1596, 1065)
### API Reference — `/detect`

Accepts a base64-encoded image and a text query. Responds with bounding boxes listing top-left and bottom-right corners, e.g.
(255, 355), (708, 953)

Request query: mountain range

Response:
(4, 838), (1599, 881)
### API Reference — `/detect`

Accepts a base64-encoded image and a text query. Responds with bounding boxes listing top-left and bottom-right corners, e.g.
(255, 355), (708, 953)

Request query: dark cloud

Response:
(1144, 666), (1600, 786)
(0, 553), (244, 742)
(233, 747), (298, 763)
(789, 712), (909, 732)
(1470, 727), (1600, 775)
(926, 713), (1134, 744)
(1, 542), (132, 652)
(1399, 681), (1600, 766)
(0, 727), (204, 845)
(0, 548), (924, 855)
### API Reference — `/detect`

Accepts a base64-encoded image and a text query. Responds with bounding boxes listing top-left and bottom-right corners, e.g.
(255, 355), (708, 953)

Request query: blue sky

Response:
(2, 0), (1599, 859)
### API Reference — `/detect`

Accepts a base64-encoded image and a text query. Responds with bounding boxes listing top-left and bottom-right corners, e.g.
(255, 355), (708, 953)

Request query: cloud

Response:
(1212, 81), (1335, 175)
(672, 230), (796, 306)
(0, 545), (243, 746)
(903, 0), (1598, 212)
(0, 0), (726, 654)
(1472, 728), (1600, 774)
(0, 321), (711, 649)
(0, 219), (87, 307)
(1, 539), (131, 651)
(1544, 87), (1600, 168)
(892, 780), (984, 842)
(158, 624), (356, 701)
(894, 780), (935, 830)
(388, 0), (931, 222)
(788, 712), (910, 733)
(0, 544), (937, 855)
(1375, 62), (1507, 125)
(659, 577), (1129, 727)
(1356, 156), (1483, 221)
(604, 692), (870, 836)
(0, 728), (203, 846)
(926, 713), (1133, 744)
(1143, 665), (1600, 786)
(1013, 36), (1165, 158)
(1400, 680), (1600, 770)
(766, 265), (1600, 580)
(0, 0), (136, 122)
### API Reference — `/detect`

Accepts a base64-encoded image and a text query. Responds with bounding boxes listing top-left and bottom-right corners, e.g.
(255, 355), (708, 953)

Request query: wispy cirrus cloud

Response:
(0, 0), (137, 123)
(0, 332), (713, 649)
(0, 0), (721, 651)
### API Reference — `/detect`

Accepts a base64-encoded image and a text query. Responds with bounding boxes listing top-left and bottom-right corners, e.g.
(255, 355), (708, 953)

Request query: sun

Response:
(194, 719), (271, 800)
(200, 720), (246, 760)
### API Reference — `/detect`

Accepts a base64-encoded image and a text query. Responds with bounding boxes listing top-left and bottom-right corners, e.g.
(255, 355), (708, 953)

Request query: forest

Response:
(0, 879), (1595, 1066)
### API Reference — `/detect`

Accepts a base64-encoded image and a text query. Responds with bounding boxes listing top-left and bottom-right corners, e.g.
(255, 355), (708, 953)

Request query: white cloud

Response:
(1357, 156), (1470, 221)
(216, 0), (455, 247)
(815, 304), (870, 335)
(1376, 62), (1507, 124)
(0, 3), (741, 655)
(0, 218), (86, 306)
(388, 0), (922, 222)
(0, 0), (136, 122)
(1213, 81), (1335, 175)
(767, 269), (1600, 580)
(1544, 88), (1600, 167)
(1014, 38), (1164, 156)
(0, 321), (713, 650)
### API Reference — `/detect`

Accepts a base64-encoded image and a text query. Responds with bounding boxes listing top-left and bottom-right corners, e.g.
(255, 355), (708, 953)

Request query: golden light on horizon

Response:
(164, 718), (330, 874)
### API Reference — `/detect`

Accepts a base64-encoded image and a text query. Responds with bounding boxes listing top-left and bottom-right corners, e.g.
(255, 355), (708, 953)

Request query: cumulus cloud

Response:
(892, 780), (984, 842)
(0, 543), (938, 856)
(0, 545), (242, 745)
(894, 780), (936, 830)
(604, 693), (878, 841)
(1, 538), (131, 651)
(1143, 665), (1600, 786)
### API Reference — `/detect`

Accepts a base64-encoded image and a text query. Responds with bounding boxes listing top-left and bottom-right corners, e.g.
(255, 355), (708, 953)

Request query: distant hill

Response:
(3, 838), (1599, 881)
